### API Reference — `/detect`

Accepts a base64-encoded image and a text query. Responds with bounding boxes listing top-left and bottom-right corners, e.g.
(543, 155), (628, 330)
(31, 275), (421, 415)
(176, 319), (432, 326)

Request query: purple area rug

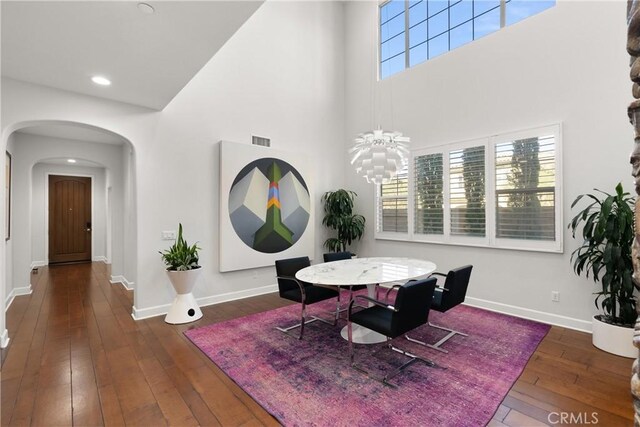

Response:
(184, 296), (549, 427)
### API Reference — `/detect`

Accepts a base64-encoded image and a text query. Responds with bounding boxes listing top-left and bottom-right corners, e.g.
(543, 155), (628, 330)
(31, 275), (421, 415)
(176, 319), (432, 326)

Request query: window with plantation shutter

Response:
(375, 124), (561, 253)
(378, 167), (408, 233)
(450, 146), (485, 237)
(414, 153), (443, 235)
(495, 132), (556, 241)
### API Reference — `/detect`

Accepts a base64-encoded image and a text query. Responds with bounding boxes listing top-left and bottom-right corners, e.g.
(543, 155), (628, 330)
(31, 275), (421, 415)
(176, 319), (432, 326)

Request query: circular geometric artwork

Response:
(228, 157), (310, 254)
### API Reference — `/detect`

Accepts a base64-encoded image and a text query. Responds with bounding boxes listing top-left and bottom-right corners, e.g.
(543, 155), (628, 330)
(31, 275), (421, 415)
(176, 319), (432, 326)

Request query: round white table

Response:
(295, 257), (436, 344)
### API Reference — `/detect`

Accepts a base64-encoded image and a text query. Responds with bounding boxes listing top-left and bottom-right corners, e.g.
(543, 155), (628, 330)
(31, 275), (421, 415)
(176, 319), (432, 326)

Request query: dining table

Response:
(295, 257), (437, 344)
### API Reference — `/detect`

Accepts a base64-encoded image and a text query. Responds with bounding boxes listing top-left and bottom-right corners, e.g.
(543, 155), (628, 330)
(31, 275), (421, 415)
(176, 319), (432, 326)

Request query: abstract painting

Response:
(220, 142), (314, 272)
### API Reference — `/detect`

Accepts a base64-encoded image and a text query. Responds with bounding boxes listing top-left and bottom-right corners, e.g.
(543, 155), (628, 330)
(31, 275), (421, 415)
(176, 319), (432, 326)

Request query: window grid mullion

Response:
(404, 0), (410, 70)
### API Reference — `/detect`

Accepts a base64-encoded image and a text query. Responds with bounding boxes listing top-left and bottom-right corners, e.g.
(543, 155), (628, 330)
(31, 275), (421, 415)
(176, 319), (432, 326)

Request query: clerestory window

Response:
(380, 0), (556, 79)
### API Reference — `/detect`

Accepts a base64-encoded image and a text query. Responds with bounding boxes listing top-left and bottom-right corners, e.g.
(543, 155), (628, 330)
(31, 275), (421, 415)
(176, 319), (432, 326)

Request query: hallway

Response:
(0, 263), (284, 426)
(0, 263), (633, 426)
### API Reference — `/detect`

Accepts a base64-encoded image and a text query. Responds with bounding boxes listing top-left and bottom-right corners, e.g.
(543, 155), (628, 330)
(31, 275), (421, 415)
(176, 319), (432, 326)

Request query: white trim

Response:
(5, 285), (33, 309)
(375, 234), (563, 254)
(92, 256), (108, 263)
(131, 284), (278, 321)
(110, 275), (134, 290)
(463, 296), (592, 333)
(0, 329), (9, 348)
(30, 260), (46, 270)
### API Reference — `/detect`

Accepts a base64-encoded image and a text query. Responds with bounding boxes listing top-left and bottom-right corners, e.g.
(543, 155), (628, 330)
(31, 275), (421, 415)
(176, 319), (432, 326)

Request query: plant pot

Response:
(592, 315), (636, 358)
(164, 267), (203, 324)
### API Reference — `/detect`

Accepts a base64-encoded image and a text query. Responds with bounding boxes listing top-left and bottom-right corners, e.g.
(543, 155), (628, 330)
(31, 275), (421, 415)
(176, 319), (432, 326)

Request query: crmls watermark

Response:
(548, 412), (599, 425)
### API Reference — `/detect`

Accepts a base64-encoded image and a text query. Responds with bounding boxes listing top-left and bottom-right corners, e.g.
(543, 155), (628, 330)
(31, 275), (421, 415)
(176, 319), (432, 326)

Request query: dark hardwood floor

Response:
(0, 263), (633, 426)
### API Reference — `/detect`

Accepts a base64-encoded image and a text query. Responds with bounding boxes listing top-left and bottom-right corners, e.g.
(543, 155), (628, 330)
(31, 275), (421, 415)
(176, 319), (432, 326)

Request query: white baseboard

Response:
(92, 256), (108, 263)
(0, 329), (9, 348)
(197, 284), (278, 309)
(30, 261), (46, 270)
(5, 285), (33, 310)
(464, 296), (592, 333)
(131, 284), (278, 321)
(110, 275), (134, 290)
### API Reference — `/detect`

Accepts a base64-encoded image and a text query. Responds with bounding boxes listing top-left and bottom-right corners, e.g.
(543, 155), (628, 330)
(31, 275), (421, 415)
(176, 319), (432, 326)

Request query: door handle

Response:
(86, 222), (92, 232)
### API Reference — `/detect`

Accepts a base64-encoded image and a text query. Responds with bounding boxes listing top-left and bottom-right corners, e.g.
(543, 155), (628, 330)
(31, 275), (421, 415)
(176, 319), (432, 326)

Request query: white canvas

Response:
(219, 141), (314, 272)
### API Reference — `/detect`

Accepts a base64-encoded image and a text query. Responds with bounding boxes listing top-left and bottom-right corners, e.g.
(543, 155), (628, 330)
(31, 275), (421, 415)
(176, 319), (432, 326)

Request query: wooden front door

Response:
(49, 175), (92, 264)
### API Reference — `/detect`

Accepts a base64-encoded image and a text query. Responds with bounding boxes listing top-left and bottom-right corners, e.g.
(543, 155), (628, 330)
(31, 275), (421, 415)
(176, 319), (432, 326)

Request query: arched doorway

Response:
(1, 120), (137, 348)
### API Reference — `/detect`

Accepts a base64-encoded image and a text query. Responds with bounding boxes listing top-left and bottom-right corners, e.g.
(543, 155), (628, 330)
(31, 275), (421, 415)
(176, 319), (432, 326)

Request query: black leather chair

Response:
(275, 256), (340, 340)
(323, 251), (353, 263)
(405, 265), (473, 353)
(347, 276), (443, 387)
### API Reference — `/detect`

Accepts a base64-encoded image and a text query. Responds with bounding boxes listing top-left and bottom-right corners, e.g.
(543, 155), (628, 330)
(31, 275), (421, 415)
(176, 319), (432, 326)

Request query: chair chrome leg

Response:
(276, 317), (318, 339)
(299, 303), (307, 339)
(276, 302), (308, 340)
(276, 295), (342, 339)
(405, 322), (468, 353)
(348, 337), (445, 388)
(429, 321), (468, 337)
(389, 345), (444, 370)
(342, 287), (368, 310)
(348, 320), (354, 365)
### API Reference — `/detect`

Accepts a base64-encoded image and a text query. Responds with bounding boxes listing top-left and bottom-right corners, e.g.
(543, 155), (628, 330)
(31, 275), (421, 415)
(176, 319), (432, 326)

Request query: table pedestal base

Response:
(340, 324), (387, 344)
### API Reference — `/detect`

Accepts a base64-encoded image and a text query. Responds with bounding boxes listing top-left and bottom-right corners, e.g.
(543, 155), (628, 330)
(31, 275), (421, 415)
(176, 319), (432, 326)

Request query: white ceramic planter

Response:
(592, 315), (636, 358)
(164, 267), (203, 324)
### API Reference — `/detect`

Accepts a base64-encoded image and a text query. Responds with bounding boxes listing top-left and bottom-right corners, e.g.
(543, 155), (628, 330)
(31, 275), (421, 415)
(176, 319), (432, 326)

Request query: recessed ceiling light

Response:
(91, 76), (111, 86)
(67, 159), (77, 164)
(137, 3), (155, 14)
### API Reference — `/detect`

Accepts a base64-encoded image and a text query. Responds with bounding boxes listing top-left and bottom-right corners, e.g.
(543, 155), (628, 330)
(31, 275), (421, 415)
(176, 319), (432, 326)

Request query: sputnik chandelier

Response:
(350, 127), (410, 185)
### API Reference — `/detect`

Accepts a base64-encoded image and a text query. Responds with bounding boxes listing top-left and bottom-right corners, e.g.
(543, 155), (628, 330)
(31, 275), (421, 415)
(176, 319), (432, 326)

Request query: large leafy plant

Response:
(159, 223), (201, 271)
(321, 189), (366, 253)
(569, 183), (638, 325)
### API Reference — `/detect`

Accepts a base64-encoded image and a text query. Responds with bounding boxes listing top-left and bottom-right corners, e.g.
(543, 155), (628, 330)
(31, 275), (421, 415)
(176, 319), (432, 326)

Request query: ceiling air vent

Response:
(252, 135), (270, 147)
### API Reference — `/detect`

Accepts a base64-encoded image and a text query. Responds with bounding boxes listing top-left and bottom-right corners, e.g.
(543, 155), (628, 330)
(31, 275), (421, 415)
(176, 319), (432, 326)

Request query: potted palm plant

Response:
(321, 189), (366, 253)
(159, 223), (203, 324)
(569, 183), (638, 357)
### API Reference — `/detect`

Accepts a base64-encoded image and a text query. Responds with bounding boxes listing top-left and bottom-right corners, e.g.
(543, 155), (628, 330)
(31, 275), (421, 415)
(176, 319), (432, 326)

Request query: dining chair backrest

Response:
(391, 277), (437, 337)
(438, 265), (473, 312)
(275, 257), (311, 295)
(323, 251), (352, 262)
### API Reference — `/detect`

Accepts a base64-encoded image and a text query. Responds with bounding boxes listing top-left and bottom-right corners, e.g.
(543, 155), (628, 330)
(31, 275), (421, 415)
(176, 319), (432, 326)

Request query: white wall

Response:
(135, 1), (345, 317)
(1, 1), (346, 322)
(7, 132), (127, 292)
(30, 162), (107, 265)
(122, 144), (137, 288)
(344, 1), (631, 330)
(4, 134), (16, 308)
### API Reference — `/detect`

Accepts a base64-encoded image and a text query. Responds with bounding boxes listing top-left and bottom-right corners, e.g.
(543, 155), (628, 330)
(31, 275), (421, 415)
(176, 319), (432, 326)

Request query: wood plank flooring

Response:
(0, 263), (634, 426)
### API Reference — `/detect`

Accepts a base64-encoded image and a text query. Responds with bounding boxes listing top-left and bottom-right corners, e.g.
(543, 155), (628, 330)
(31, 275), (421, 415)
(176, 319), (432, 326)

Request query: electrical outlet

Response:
(161, 231), (176, 240)
(551, 291), (560, 302)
